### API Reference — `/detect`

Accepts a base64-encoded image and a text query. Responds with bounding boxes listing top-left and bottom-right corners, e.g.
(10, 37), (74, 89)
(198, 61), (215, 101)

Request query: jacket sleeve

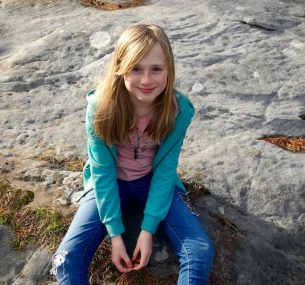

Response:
(141, 130), (187, 234)
(86, 101), (124, 238)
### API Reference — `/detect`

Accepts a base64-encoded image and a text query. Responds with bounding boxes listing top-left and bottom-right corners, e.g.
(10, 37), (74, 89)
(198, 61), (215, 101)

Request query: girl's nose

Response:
(141, 71), (153, 85)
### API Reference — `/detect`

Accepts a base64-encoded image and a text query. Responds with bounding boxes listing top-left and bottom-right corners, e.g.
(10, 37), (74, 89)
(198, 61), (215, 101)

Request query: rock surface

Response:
(1, 0), (305, 284)
(0, 225), (51, 285)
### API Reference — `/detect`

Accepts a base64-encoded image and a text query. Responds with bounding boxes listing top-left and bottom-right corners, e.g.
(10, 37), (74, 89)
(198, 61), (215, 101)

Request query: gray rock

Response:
(0, 225), (47, 285)
(12, 246), (51, 285)
(0, 0), (305, 284)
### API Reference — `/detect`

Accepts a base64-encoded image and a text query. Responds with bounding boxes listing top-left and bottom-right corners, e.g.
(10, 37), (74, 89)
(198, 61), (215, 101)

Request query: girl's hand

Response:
(132, 230), (153, 270)
(111, 235), (133, 273)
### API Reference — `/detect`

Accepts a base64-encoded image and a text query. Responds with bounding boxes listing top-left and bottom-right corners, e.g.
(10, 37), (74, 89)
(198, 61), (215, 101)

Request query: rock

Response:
(0, 0), (305, 284)
(12, 246), (51, 285)
(0, 225), (50, 285)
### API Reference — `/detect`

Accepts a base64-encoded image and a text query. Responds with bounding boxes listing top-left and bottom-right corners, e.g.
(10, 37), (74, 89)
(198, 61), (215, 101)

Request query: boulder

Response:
(0, 0), (304, 284)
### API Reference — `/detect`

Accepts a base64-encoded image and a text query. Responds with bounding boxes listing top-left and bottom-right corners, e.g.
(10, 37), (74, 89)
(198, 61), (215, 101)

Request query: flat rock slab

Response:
(0, 0), (305, 284)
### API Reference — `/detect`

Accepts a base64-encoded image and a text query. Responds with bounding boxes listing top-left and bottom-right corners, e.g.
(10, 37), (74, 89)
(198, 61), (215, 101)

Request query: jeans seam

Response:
(178, 191), (200, 217)
(164, 220), (190, 285)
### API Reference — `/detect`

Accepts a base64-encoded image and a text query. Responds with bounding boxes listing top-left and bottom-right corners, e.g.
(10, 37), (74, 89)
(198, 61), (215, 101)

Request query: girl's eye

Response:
(152, 67), (162, 73)
(131, 66), (141, 73)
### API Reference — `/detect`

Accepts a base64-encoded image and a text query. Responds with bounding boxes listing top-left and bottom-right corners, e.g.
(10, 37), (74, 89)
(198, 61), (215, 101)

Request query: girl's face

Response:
(124, 42), (168, 109)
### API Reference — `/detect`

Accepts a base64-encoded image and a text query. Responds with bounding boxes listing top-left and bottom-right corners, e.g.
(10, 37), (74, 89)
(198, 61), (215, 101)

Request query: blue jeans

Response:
(51, 173), (214, 284)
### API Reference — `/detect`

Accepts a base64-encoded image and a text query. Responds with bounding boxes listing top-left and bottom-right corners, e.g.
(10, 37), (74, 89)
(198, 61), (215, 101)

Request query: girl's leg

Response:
(161, 187), (214, 285)
(51, 189), (107, 285)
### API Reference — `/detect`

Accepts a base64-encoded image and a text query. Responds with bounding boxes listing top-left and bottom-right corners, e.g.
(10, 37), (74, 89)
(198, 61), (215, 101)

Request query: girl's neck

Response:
(134, 104), (154, 118)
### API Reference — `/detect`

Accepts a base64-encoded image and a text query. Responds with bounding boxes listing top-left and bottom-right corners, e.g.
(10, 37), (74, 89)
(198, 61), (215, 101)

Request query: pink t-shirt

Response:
(116, 112), (158, 181)
(116, 97), (178, 181)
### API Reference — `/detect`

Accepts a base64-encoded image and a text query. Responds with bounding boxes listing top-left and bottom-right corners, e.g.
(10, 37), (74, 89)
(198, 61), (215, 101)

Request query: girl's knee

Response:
(50, 250), (69, 280)
(190, 237), (215, 265)
(50, 249), (85, 283)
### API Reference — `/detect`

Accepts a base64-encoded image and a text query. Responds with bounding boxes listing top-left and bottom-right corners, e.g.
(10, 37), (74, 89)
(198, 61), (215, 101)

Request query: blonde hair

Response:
(94, 24), (176, 145)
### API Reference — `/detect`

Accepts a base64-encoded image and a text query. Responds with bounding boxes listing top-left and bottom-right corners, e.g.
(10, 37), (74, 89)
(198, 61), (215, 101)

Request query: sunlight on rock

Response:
(89, 31), (111, 49)
(191, 82), (204, 93)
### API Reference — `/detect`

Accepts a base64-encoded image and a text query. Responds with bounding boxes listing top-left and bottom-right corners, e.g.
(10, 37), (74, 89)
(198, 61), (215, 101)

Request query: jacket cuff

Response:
(105, 219), (125, 238)
(141, 215), (160, 234)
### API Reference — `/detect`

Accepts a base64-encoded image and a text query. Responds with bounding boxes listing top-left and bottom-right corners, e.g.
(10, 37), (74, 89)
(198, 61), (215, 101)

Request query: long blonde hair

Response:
(94, 24), (176, 145)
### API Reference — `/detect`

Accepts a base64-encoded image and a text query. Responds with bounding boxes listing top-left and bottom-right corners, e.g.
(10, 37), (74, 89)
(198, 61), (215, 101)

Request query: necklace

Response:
(128, 111), (152, 160)
(133, 130), (143, 159)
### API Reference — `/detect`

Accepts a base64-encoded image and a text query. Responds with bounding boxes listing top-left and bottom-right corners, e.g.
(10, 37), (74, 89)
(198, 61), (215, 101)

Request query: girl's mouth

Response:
(139, 87), (155, 94)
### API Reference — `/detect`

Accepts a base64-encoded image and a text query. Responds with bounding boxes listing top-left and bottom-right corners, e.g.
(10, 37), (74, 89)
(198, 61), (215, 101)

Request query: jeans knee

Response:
(50, 250), (69, 279)
(178, 237), (214, 284)
(190, 237), (215, 267)
(51, 249), (90, 285)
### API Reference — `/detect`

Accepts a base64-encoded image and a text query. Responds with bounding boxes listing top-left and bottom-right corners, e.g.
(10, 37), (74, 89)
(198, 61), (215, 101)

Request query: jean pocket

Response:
(178, 191), (200, 217)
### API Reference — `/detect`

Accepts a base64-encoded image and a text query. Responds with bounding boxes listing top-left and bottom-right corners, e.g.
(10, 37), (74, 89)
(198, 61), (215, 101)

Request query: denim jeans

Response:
(51, 173), (214, 285)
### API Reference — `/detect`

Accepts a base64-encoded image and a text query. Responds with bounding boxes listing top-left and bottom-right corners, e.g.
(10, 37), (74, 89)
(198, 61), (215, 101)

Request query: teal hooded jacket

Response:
(82, 89), (195, 237)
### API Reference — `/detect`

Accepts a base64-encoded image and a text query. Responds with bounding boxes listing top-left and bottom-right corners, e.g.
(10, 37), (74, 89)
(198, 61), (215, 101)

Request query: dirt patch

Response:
(35, 150), (85, 172)
(258, 135), (305, 153)
(0, 177), (69, 251)
(80, 0), (146, 11)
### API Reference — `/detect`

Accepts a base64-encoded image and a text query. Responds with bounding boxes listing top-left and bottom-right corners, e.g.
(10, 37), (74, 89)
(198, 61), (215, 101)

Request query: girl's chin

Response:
(133, 96), (156, 105)
(137, 96), (155, 102)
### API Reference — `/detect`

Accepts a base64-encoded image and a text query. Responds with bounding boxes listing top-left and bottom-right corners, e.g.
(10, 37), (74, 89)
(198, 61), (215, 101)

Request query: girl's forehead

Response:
(136, 43), (166, 65)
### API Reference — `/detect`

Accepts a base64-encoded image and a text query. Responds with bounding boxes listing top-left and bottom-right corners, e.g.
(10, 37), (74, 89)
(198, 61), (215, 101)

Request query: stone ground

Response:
(0, 0), (305, 284)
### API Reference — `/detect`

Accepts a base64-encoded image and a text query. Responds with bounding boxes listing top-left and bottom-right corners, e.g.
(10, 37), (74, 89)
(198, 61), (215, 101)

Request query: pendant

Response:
(134, 146), (139, 159)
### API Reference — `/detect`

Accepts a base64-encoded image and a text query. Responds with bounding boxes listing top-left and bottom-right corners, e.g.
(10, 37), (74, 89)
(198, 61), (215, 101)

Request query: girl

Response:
(51, 24), (214, 285)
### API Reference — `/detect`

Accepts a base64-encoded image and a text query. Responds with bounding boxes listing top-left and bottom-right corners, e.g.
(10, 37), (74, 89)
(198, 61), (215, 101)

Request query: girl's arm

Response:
(141, 93), (194, 234)
(86, 99), (125, 238)
(111, 235), (133, 272)
(131, 230), (153, 270)
(141, 130), (187, 234)
(89, 134), (132, 271)
(130, 131), (187, 270)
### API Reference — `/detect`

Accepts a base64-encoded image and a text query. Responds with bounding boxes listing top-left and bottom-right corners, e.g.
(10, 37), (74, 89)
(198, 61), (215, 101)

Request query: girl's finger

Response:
(133, 254), (148, 270)
(122, 254), (133, 269)
(113, 260), (125, 272)
(133, 261), (144, 270)
(115, 259), (131, 273)
(132, 246), (140, 262)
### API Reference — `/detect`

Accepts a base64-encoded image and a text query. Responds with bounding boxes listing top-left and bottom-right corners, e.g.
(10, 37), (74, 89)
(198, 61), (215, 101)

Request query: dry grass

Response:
(0, 178), (34, 210)
(183, 177), (210, 202)
(1, 172), (238, 284)
(36, 151), (85, 172)
(0, 177), (69, 251)
(88, 175), (211, 285)
(258, 136), (305, 153)
(208, 212), (245, 285)
(89, 238), (178, 284)
(12, 207), (69, 251)
(80, 0), (145, 11)
(115, 271), (178, 285)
